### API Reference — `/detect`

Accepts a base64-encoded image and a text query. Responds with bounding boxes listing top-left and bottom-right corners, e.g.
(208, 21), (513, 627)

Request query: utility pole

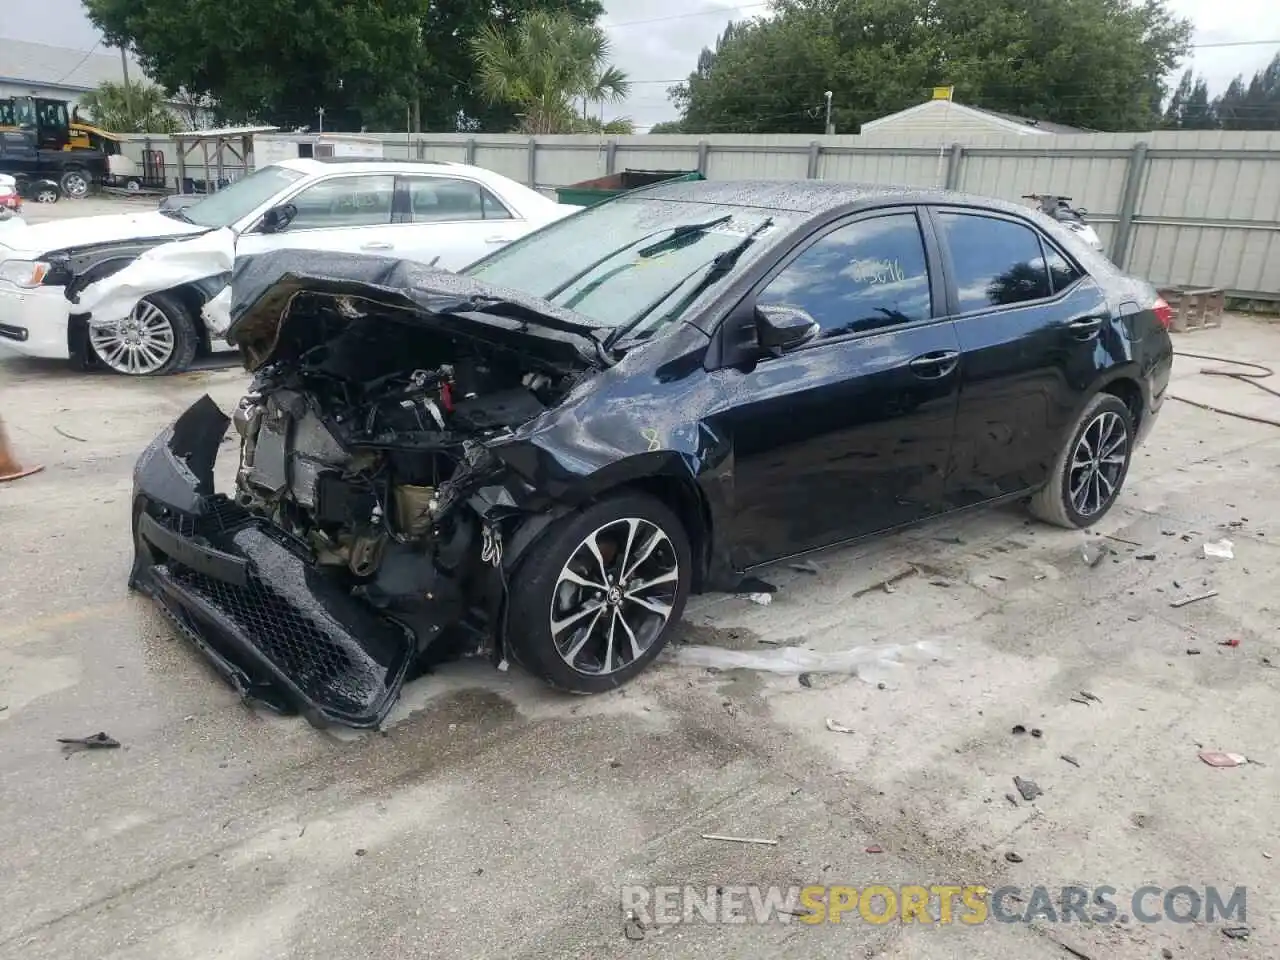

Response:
(120, 46), (135, 120)
(824, 91), (834, 135)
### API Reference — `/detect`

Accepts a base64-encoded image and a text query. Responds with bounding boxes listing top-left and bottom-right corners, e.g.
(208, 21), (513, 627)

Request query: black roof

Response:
(627, 177), (1037, 219)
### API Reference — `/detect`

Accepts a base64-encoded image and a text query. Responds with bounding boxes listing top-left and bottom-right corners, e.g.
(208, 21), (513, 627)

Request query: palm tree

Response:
(471, 11), (630, 134)
(78, 80), (180, 133)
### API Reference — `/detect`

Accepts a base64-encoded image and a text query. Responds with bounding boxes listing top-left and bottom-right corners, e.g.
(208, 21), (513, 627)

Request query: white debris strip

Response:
(1203, 539), (1234, 560)
(74, 228), (236, 335)
(668, 640), (942, 679)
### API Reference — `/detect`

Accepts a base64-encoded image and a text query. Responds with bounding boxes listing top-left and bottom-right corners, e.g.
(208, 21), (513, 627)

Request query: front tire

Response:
(1029, 392), (1134, 528)
(507, 492), (691, 693)
(88, 292), (199, 376)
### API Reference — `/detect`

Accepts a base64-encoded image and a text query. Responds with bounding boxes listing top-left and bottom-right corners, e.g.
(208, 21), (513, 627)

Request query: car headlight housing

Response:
(0, 259), (51, 288)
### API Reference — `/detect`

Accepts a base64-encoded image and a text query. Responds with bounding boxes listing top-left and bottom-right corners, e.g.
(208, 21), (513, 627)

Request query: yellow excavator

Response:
(0, 96), (163, 194)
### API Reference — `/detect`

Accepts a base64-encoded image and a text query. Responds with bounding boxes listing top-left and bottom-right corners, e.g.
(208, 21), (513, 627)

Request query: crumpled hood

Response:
(226, 249), (604, 372)
(73, 228), (236, 335)
(0, 210), (203, 258)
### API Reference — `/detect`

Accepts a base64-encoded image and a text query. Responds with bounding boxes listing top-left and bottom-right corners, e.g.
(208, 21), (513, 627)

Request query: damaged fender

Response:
(72, 227), (235, 332)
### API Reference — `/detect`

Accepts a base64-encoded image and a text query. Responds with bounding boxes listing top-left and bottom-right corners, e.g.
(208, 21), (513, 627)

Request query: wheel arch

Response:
(500, 456), (715, 594)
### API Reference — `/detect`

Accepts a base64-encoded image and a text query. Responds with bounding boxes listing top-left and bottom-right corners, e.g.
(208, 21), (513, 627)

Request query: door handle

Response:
(484, 235), (511, 245)
(361, 241), (393, 251)
(908, 350), (959, 379)
(1065, 316), (1104, 338)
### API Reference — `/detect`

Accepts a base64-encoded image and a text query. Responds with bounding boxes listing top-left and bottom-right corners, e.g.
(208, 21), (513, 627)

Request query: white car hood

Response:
(76, 228), (237, 337)
(1, 210), (204, 258)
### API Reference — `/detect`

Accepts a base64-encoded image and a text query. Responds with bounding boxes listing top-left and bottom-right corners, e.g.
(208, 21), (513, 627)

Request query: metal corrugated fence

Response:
(122, 129), (1280, 300)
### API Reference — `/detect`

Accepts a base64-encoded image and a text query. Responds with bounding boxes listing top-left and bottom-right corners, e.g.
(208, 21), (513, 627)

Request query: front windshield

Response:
(182, 164), (306, 229)
(463, 197), (792, 335)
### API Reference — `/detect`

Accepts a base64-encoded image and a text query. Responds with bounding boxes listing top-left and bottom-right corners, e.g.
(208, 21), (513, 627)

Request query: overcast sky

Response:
(6, 0), (1278, 130)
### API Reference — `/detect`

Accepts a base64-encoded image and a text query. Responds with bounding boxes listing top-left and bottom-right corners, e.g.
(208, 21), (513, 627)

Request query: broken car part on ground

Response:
(126, 180), (1173, 729)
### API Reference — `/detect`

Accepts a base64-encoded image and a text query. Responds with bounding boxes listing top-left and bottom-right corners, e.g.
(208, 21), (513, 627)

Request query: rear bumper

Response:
(129, 396), (416, 729)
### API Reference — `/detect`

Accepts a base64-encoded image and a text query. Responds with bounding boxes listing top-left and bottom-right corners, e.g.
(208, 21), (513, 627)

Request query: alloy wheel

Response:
(550, 517), (680, 676)
(1068, 410), (1129, 517)
(62, 173), (89, 198)
(35, 188), (58, 204)
(89, 300), (176, 375)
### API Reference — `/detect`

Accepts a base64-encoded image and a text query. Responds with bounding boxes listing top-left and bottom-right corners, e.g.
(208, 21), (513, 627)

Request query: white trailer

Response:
(252, 133), (384, 170)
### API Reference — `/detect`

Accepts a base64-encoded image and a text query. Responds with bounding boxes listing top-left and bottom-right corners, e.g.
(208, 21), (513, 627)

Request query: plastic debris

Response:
(1005, 851), (1024, 863)
(1219, 638), (1240, 648)
(1171, 590), (1218, 608)
(1199, 751), (1248, 768)
(865, 845), (884, 854)
(57, 732), (120, 750)
(1083, 545), (1110, 567)
(1031, 728), (1043, 738)
(1061, 755), (1081, 768)
(747, 592), (773, 606)
(1221, 925), (1251, 940)
(825, 718), (855, 734)
(789, 560), (822, 575)
(701, 834), (777, 846)
(624, 912), (646, 941)
(1014, 776), (1043, 801)
(1012, 725), (1027, 735)
(669, 640), (941, 678)
(1186, 648), (1201, 655)
(1203, 539), (1234, 559)
(798, 673), (813, 688)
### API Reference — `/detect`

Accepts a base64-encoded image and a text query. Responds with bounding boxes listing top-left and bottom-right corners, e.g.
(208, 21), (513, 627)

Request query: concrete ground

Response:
(1, 317), (1278, 960)
(14, 193), (159, 225)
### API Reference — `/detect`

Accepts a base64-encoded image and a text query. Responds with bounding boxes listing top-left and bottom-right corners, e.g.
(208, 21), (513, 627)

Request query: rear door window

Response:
(936, 213), (1053, 312)
(403, 176), (512, 222)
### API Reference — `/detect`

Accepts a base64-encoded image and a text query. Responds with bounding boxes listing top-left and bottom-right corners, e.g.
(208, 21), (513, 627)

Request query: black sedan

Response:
(128, 180), (1174, 728)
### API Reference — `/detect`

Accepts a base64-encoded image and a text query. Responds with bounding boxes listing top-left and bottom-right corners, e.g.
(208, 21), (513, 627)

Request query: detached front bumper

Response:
(129, 396), (416, 729)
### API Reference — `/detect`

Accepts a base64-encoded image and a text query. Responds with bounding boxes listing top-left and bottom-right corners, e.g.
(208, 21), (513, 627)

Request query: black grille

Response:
(165, 563), (394, 720)
(169, 495), (255, 538)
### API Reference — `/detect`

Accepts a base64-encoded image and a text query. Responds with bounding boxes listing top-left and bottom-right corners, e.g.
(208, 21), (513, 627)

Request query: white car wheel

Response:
(89, 299), (179, 376)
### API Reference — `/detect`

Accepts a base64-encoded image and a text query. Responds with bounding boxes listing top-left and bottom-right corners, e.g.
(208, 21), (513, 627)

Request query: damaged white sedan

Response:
(0, 158), (576, 375)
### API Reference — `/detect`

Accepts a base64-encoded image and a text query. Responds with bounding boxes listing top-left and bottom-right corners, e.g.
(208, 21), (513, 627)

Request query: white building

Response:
(859, 95), (1086, 139)
(0, 38), (203, 125)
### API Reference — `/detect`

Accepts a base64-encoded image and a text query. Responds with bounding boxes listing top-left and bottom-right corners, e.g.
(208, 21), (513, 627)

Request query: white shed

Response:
(253, 133), (384, 169)
(859, 96), (1086, 140)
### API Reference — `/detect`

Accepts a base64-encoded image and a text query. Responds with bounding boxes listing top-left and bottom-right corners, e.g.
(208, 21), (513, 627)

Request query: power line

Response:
(52, 40), (103, 86)
(604, 2), (768, 30)
(622, 37), (1280, 87)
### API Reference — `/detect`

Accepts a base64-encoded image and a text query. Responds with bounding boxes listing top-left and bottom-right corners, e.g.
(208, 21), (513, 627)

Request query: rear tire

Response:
(507, 492), (691, 694)
(60, 168), (90, 199)
(1029, 392), (1134, 529)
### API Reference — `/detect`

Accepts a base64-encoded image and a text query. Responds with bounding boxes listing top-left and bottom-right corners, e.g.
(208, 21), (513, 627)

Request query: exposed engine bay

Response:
(228, 296), (588, 635)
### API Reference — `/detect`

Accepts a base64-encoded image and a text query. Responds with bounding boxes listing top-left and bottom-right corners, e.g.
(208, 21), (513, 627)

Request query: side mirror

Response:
(755, 303), (820, 355)
(260, 202), (297, 234)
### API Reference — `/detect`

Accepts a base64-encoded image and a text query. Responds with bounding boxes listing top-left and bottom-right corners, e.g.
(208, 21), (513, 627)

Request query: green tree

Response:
(471, 9), (629, 134)
(670, 0), (1192, 134)
(84, 0), (605, 132)
(1164, 69), (1216, 129)
(76, 79), (179, 133)
(648, 120), (685, 134)
(1213, 54), (1280, 130)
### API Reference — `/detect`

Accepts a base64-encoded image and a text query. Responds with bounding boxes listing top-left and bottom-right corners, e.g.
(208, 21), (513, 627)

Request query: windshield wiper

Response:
(602, 217), (775, 354)
(160, 206), (194, 224)
(542, 215), (734, 301)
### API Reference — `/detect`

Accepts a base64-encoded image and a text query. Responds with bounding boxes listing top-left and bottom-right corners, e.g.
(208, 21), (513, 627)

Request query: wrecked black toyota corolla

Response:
(129, 180), (1173, 728)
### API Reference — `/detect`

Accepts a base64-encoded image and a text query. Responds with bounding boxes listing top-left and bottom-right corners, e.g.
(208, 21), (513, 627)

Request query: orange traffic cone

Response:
(0, 414), (43, 482)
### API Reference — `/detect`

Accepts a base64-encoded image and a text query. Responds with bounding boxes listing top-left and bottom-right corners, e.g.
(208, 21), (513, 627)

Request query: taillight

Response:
(1152, 297), (1174, 330)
